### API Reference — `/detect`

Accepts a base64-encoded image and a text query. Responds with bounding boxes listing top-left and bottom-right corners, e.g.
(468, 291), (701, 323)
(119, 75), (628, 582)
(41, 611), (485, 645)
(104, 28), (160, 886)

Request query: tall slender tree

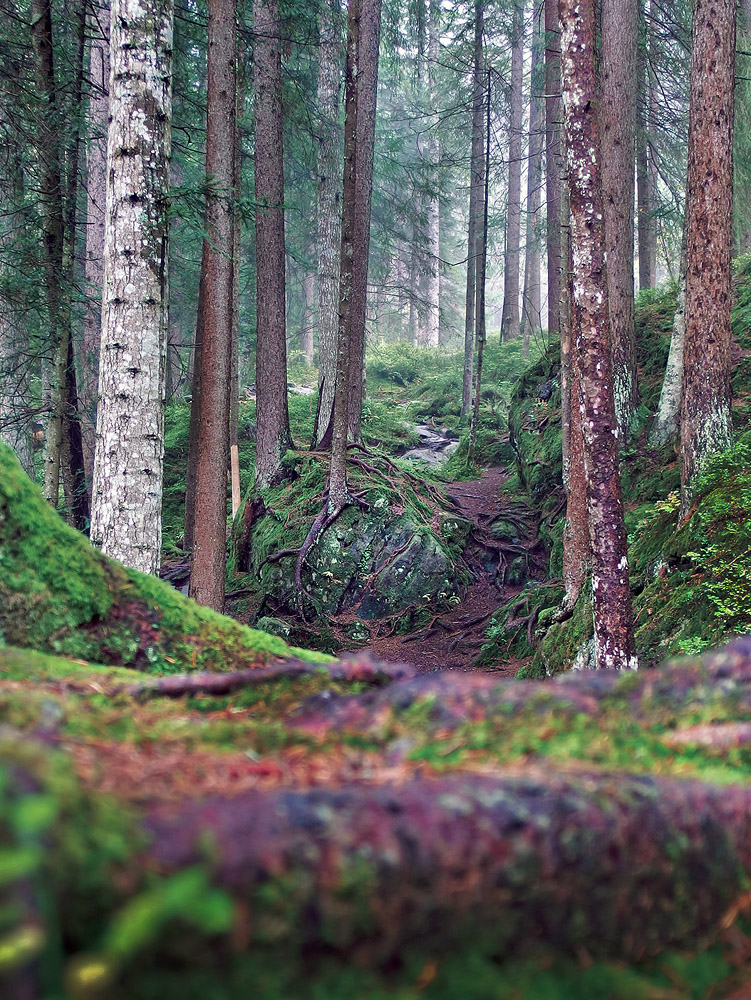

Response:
(521, 0), (543, 355)
(329, 0), (382, 508)
(501, 0), (523, 341)
(600, 0), (639, 433)
(560, 0), (637, 670)
(423, 0), (441, 348)
(315, 0), (342, 446)
(680, 0), (736, 514)
(344, 0), (381, 443)
(253, 0), (292, 487)
(461, 0), (484, 421)
(544, 0), (562, 341)
(189, 0), (237, 610)
(90, 0), (174, 574)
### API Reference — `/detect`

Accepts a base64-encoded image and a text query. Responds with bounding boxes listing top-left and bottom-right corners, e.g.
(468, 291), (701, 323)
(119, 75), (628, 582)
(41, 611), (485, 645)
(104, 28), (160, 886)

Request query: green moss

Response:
(530, 587), (594, 678)
(0, 443), (329, 672)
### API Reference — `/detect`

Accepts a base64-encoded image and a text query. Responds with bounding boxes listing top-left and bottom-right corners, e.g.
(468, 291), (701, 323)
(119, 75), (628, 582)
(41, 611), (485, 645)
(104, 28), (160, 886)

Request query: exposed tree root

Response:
(119, 653), (415, 702)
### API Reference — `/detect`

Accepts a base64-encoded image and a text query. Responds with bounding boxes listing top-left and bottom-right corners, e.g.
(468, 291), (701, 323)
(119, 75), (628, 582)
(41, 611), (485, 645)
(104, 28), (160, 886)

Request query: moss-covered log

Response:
(145, 769), (751, 961)
(0, 443), (327, 671)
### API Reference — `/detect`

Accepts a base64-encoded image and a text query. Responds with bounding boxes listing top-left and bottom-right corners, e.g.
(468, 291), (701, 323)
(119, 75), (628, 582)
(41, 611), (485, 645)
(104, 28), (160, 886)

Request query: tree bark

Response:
(300, 268), (315, 366)
(253, 0), (293, 488)
(469, 71), (490, 462)
(80, 3), (110, 489)
(650, 222), (687, 448)
(600, 0), (639, 434)
(559, 180), (588, 610)
(89, 0), (174, 575)
(184, 271), (205, 553)
(560, 0), (636, 670)
(680, 0), (735, 514)
(189, 0), (237, 611)
(544, 0), (562, 341)
(315, 0), (342, 446)
(461, 0), (484, 423)
(423, 0), (441, 349)
(501, 1), (523, 342)
(30, 0), (67, 508)
(521, 0), (543, 356)
(635, 0), (653, 290)
(329, 0), (382, 509)
(344, 0), (381, 443)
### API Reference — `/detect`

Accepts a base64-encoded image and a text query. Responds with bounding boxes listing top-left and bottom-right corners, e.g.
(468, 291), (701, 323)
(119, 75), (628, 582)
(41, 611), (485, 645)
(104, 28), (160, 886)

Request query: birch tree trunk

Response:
(90, 0), (174, 575)
(80, 3), (110, 485)
(461, 0), (484, 422)
(680, 0), (735, 514)
(544, 0), (562, 340)
(521, 0), (543, 356)
(501, 1), (523, 342)
(315, 0), (342, 446)
(560, 0), (637, 670)
(253, 0), (292, 488)
(601, 0), (639, 434)
(188, 0), (236, 611)
(423, 0), (441, 349)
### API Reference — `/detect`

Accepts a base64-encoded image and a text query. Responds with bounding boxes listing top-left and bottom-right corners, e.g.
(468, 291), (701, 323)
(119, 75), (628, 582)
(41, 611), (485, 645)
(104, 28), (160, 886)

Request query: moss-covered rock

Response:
(231, 453), (469, 626)
(0, 443), (327, 672)
(507, 346), (563, 508)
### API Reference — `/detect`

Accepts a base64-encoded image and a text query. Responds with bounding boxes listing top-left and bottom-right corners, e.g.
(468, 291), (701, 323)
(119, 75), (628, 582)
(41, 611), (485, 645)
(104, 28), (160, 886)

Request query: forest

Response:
(3, 0), (751, 994)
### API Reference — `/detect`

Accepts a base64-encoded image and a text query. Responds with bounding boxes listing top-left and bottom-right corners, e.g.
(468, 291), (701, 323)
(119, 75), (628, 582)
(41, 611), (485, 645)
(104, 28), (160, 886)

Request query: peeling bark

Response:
(89, 0), (174, 575)
(680, 0), (735, 514)
(560, 0), (636, 670)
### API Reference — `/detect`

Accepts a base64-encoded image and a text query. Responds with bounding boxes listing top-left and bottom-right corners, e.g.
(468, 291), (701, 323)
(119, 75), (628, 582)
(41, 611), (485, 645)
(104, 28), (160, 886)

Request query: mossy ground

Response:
(0, 443), (328, 672)
(3, 644), (751, 997)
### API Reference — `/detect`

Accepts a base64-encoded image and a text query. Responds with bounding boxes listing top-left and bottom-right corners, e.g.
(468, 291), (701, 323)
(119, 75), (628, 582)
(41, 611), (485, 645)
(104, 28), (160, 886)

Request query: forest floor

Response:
(354, 465), (538, 676)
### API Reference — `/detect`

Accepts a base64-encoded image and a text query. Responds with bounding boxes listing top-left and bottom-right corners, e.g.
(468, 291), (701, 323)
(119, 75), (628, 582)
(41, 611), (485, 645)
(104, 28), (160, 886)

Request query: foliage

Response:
(0, 443), (327, 671)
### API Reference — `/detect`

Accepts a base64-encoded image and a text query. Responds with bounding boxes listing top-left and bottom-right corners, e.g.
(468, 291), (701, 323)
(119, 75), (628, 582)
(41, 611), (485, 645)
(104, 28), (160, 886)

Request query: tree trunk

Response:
(188, 0), (237, 611)
(30, 0), (66, 508)
(679, 0), (735, 514)
(650, 223), (687, 448)
(0, 79), (34, 478)
(560, 0), (637, 671)
(315, 0), (342, 446)
(423, 0), (441, 349)
(81, 4), (110, 475)
(521, 0), (543, 356)
(600, 0), (639, 435)
(253, 0), (293, 488)
(300, 268), (315, 366)
(89, 0), (174, 575)
(469, 71), (490, 462)
(183, 271), (205, 553)
(544, 0), (562, 340)
(329, 0), (382, 509)
(635, 0), (653, 290)
(344, 0), (381, 443)
(501, 1), (523, 342)
(559, 179), (588, 610)
(461, 0), (484, 423)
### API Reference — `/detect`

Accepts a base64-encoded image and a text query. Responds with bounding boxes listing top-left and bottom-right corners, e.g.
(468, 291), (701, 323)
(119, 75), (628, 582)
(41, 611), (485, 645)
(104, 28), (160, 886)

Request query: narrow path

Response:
(361, 466), (538, 676)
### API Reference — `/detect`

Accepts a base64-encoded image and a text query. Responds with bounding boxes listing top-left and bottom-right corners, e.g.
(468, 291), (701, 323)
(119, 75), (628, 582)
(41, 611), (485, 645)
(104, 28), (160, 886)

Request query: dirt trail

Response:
(360, 466), (540, 676)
